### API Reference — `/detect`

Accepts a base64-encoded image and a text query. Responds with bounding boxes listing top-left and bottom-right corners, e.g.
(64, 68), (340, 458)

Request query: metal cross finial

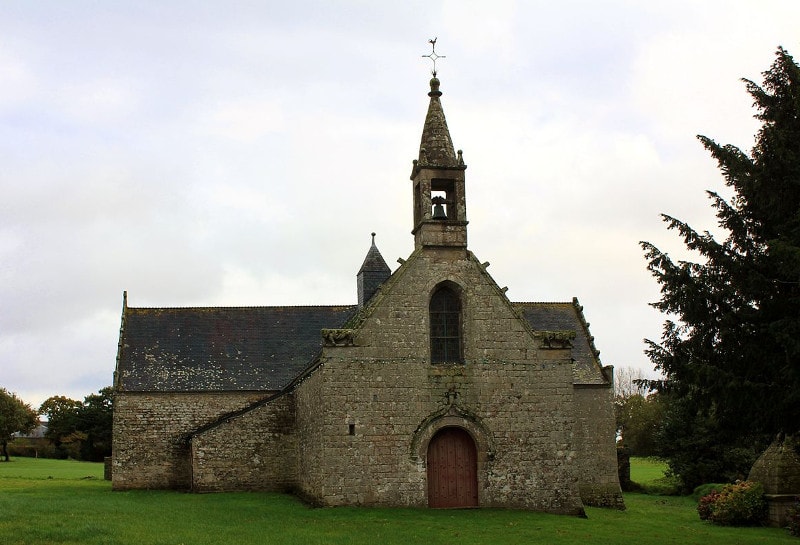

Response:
(422, 37), (446, 77)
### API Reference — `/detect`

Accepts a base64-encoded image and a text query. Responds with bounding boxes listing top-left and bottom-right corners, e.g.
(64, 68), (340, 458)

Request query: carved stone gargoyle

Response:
(533, 330), (575, 350)
(321, 329), (355, 347)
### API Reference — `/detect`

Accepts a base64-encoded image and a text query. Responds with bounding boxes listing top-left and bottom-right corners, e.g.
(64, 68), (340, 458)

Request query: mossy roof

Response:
(115, 300), (607, 393)
(514, 300), (607, 385)
(116, 305), (357, 392)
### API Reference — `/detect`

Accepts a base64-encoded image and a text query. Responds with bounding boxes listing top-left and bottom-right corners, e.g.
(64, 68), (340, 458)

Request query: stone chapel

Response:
(112, 75), (624, 514)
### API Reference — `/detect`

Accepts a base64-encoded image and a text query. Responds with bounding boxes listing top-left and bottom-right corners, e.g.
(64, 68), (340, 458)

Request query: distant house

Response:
(112, 76), (623, 514)
(12, 423), (47, 439)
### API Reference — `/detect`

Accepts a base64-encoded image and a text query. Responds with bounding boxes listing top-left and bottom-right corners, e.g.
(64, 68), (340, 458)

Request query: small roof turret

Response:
(357, 233), (391, 308)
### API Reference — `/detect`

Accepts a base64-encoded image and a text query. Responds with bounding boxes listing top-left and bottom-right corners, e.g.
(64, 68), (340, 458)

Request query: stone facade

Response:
(111, 75), (623, 514)
(191, 392), (297, 492)
(573, 383), (624, 506)
(289, 247), (584, 513)
(112, 391), (267, 490)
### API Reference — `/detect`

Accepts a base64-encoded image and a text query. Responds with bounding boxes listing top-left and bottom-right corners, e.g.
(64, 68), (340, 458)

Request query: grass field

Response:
(630, 456), (669, 484)
(0, 457), (793, 545)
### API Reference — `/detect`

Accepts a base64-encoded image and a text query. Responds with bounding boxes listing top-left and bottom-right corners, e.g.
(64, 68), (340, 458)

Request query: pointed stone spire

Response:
(417, 77), (458, 168)
(357, 233), (391, 308)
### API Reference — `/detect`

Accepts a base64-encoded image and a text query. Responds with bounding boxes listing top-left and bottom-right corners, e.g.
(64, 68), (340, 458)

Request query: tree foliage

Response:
(613, 366), (663, 456)
(615, 393), (664, 457)
(0, 388), (39, 461)
(641, 47), (800, 487)
(39, 387), (113, 461)
(651, 394), (764, 491)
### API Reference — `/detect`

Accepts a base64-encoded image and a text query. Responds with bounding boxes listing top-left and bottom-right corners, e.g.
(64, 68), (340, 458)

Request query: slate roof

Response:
(357, 234), (391, 276)
(116, 305), (357, 392)
(514, 300), (608, 385)
(115, 299), (607, 393)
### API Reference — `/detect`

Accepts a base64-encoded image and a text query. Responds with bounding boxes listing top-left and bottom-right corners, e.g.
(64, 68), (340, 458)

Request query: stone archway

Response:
(427, 427), (478, 508)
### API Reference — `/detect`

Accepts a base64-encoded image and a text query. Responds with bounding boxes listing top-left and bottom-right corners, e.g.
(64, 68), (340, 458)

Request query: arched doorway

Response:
(427, 427), (478, 508)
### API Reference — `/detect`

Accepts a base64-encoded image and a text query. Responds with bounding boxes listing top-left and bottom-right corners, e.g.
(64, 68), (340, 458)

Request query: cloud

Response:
(197, 98), (287, 142)
(2, 1), (800, 408)
(0, 46), (36, 108)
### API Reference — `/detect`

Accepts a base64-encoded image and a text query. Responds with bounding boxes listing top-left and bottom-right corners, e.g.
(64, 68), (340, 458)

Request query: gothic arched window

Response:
(430, 285), (463, 363)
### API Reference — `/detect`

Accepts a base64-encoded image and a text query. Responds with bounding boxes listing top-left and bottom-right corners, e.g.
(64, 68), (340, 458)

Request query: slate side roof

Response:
(115, 298), (607, 392)
(514, 299), (609, 385)
(116, 305), (357, 392)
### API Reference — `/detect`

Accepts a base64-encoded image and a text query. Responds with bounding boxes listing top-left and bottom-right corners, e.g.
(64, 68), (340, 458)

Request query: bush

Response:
(697, 480), (766, 526)
(6, 438), (62, 459)
(692, 483), (727, 502)
(697, 490), (720, 521)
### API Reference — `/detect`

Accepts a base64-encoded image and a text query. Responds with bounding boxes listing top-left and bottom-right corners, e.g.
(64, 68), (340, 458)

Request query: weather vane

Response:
(422, 37), (445, 77)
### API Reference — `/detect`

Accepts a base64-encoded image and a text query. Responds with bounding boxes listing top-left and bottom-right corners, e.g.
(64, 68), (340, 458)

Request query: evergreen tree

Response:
(641, 47), (800, 487)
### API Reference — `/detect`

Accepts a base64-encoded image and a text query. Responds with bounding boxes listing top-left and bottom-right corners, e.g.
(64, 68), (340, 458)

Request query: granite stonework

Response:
(112, 391), (267, 490)
(111, 75), (623, 514)
(191, 392), (297, 492)
(290, 247), (584, 513)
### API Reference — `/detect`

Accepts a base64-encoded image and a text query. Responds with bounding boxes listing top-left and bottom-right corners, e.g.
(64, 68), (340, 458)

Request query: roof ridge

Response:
(127, 304), (358, 311)
(512, 301), (573, 305)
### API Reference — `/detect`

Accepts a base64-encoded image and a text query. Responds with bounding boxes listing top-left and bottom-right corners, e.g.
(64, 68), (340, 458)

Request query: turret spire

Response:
(417, 77), (458, 168)
(357, 233), (391, 308)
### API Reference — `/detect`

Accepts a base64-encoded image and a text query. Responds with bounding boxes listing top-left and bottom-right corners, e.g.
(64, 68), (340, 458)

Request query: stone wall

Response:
(293, 247), (586, 514)
(293, 354), (582, 512)
(112, 391), (267, 490)
(190, 392), (297, 492)
(294, 364), (329, 505)
(573, 384), (625, 508)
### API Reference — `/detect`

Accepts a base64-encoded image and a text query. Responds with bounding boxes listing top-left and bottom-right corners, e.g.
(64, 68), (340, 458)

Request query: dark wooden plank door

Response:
(427, 427), (478, 508)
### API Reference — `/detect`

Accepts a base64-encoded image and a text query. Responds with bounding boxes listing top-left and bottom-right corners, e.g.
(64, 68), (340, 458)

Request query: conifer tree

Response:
(641, 47), (800, 486)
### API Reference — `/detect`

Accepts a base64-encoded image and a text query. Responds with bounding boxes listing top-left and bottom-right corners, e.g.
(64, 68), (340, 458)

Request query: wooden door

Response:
(427, 427), (478, 508)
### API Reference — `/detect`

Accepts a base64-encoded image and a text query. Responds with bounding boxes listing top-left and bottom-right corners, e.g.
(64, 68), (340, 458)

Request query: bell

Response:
(432, 203), (447, 220)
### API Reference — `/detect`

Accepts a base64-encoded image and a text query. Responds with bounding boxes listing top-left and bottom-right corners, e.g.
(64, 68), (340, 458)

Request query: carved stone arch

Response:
(427, 278), (465, 300)
(410, 407), (495, 464)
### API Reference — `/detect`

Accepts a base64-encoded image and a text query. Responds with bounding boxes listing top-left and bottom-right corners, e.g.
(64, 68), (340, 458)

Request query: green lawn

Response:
(630, 456), (669, 484)
(0, 457), (793, 545)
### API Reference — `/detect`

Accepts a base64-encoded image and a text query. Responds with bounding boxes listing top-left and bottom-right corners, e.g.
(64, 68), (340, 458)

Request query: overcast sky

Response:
(2, 1), (799, 408)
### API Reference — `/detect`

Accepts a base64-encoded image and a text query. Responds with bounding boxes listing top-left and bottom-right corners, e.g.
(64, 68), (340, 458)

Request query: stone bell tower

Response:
(410, 76), (468, 250)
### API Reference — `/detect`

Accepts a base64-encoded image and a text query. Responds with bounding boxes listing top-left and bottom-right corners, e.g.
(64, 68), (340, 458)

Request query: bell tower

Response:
(410, 76), (468, 250)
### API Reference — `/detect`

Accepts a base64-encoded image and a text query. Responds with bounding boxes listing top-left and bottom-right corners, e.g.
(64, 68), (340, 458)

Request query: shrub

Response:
(692, 483), (727, 502)
(697, 480), (766, 526)
(697, 490), (720, 521)
(6, 438), (62, 459)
